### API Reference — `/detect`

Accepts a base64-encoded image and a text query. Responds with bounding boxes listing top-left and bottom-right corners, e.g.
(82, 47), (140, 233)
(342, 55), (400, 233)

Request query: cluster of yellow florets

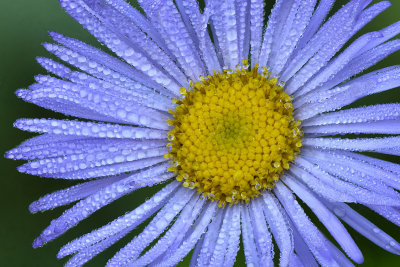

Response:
(165, 60), (302, 206)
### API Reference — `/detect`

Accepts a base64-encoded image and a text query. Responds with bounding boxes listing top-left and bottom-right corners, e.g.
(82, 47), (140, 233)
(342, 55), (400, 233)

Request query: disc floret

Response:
(165, 60), (302, 206)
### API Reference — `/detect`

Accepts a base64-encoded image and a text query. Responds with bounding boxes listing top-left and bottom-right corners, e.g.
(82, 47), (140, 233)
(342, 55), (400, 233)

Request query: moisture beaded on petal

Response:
(7, 0), (400, 266)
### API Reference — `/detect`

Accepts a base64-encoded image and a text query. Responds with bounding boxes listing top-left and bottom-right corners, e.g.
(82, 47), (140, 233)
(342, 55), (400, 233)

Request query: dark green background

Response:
(1, 0), (400, 266)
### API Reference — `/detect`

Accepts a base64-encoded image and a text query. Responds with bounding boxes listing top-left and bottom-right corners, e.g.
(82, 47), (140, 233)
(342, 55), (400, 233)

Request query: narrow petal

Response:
(209, 0), (240, 68)
(189, 236), (205, 267)
(234, 0), (250, 61)
(240, 205), (261, 267)
(154, 202), (218, 267)
(258, 0), (284, 67)
(105, 0), (172, 55)
(17, 87), (170, 130)
(293, 156), (397, 206)
(368, 205), (400, 228)
(64, 226), (131, 267)
(48, 32), (181, 93)
(34, 165), (170, 248)
(302, 149), (400, 204)
(295, 0), (335, 51)
(106, 189), (195, 266)
(42, 43), (166, 95)
(325, 240), (356, 267)
(283, 175), (363, 264)
(8, 133), (85, 147)
(29, 176), (124, 212)
(289, 162), (356, 203)
(262, 193), (294, 267)
(323, 201), (400, 255)
(290, 221), (319, 267)
(295, 66), (400, 120)
(58, 181), (181, 258)
(294, 31), (381, 97)
(289, 253), (307, 267)
(59, 0), (180, 95)
(302, 104), (400, 127)
(338, 151), (400, 177)
(304, 121), (400, 136)
(358, 20), (400, 55)
(249, 0), (264, 67)
(175, 0), (221, 73)
(322, 38), (400, 96)
(35, 59), (175, 110)
(274, 182), (340, 267)
(223, 205), (241, 267)
(303, 136), (400, 156)
(208, 207), (233, 266)
(268, 0), (317, 76)
(313, 149), (400, 192)
(36, 157), (168, 180)
(36, 56), (72, 77)
(196, 207), (225, 266)
(132, 197), (205, 266)
(79, 0), (189, 86)
(17, 146), (167, 179)
(249, 199), (274, 267)
(281, 0), (364, 85)
(14, 119), (167, 139)
(295, 40), (400, 107)
(7, 137), (166, 161)
(58, 71), (174, 112)
(352, 1), (391, 34)
(157, 0), (205, 81)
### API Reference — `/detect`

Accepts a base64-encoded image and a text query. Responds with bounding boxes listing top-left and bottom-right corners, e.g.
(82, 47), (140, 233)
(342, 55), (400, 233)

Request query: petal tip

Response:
(32, 237), (44, 248)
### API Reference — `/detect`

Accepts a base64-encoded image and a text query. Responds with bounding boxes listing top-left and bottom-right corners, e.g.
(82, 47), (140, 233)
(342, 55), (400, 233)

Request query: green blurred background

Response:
(1, 0), (400, 266)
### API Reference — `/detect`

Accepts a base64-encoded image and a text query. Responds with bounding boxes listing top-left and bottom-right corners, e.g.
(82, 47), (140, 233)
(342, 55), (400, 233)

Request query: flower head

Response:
(6, 0), (400, 266)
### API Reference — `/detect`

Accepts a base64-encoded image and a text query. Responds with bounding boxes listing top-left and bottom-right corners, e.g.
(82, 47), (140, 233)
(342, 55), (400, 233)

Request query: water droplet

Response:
(333, 207), (346, 217)
(156, 219), (168, 230)
(124, 48), (134, 57)
(273, 162), (281, 168)
(30, 162), (40, 169)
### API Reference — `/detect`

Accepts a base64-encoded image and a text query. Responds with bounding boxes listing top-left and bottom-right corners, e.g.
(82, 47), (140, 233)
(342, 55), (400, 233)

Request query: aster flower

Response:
(6, 0), (400, 266)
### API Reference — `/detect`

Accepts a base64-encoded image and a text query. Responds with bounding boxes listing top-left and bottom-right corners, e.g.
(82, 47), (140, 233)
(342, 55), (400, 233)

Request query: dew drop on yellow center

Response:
(165, 60), (303, 206)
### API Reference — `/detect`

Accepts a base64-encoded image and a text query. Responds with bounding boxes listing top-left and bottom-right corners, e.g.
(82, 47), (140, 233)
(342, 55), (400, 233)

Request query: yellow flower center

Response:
(165, 60), (302, 206)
